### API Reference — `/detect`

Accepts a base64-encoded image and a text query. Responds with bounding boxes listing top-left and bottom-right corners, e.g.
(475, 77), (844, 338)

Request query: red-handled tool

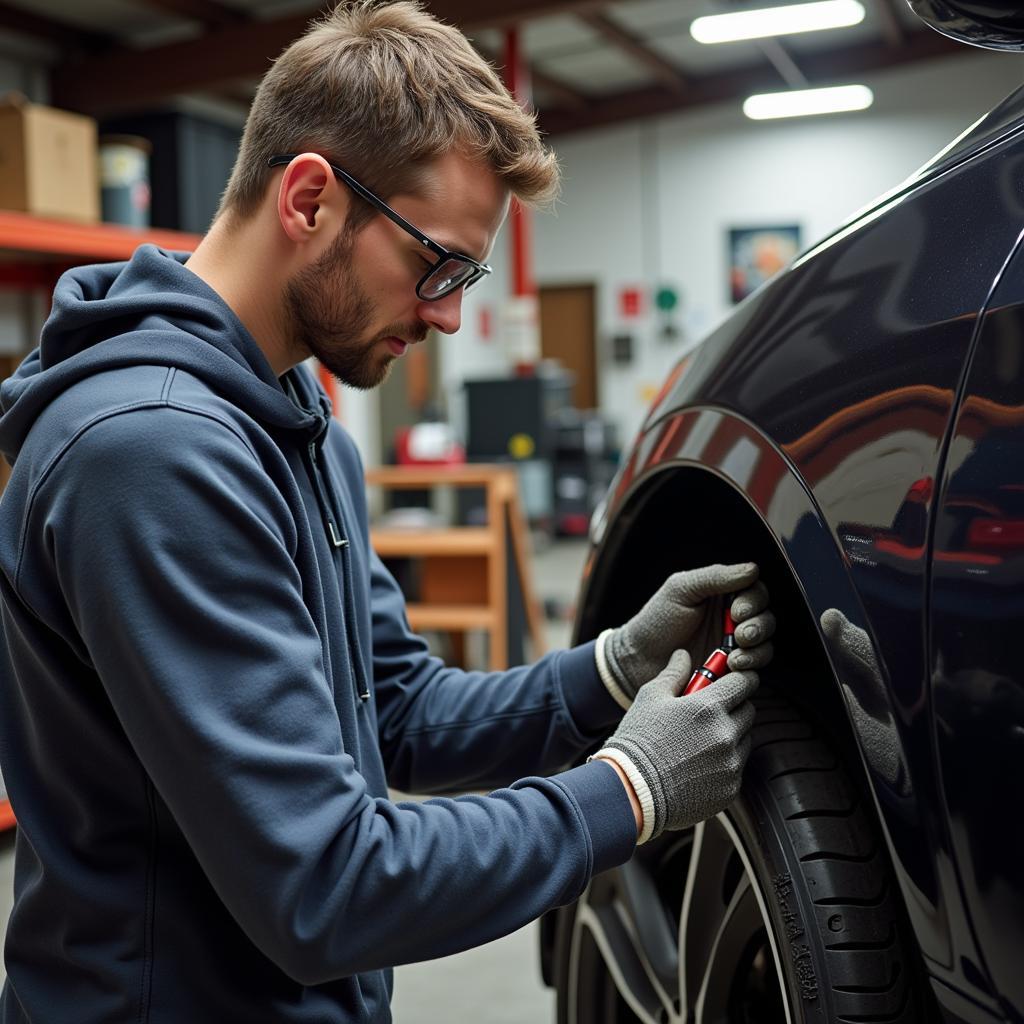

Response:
(684, 596), (737, 695)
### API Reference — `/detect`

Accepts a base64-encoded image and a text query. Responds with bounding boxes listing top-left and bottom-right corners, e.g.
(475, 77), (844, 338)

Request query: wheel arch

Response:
(577, 410), (918, 889)
(540, 409), (931, 992)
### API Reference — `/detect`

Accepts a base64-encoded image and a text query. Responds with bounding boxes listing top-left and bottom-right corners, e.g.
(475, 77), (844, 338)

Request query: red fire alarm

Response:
(619, 287), (644, 319)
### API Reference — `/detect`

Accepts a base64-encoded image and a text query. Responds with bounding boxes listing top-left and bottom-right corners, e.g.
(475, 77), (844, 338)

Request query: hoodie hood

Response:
(0, 245), (323, 465)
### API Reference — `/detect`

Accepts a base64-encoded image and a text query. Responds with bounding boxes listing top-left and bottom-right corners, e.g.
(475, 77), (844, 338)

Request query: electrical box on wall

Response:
(100, 110), (242, 235)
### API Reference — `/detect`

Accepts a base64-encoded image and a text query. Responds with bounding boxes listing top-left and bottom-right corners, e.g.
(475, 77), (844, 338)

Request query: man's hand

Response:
(595, 649), (758, 843)
(599, 562), (774, 707)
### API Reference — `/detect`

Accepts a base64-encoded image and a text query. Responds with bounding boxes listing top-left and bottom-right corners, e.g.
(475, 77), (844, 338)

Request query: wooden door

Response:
(539, 284), (597, 410)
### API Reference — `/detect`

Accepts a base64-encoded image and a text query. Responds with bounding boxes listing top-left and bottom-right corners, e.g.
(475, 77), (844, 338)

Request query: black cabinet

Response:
(101, 110), (242, 235)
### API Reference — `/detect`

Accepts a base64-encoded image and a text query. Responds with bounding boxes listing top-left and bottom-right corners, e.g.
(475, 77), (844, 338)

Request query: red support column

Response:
(502, 28), (540, 367)
(504, 27), (535, 299)
(510, 197), (534, 298)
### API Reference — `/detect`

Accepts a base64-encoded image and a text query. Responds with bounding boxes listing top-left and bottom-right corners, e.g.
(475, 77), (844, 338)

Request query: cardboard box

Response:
(0, 94), (99, 223)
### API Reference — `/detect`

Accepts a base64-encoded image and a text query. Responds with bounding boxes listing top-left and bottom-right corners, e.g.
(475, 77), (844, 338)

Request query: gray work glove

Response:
(598, 562), (774, 707)
(595, 649), (757, 843)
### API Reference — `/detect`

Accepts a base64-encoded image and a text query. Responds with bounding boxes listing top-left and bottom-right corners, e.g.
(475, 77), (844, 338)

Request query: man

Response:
(0, 3), (774, 1021)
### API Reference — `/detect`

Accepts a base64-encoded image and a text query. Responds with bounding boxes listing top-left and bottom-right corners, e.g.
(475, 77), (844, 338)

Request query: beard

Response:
(284, 226), (427, 390)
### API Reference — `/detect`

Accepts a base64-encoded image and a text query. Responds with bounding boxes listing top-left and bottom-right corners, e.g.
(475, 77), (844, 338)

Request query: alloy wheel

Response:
(565, 813), (792, 1024)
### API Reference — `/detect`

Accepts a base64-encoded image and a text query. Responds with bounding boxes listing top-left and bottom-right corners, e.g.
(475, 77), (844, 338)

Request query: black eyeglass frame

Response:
(268, 154), (492, 301)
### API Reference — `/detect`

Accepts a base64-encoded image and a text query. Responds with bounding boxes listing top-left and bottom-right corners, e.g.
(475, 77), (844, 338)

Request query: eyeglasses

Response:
(268, 154), (492, 301)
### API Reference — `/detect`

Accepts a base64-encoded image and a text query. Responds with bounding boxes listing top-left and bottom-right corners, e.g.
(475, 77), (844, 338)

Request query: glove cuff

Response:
(596, 629), (635, 710)
(594, 744), (657, 845)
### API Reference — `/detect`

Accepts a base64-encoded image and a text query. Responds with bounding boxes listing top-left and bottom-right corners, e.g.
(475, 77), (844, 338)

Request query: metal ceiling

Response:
(0, 0), (964, 134)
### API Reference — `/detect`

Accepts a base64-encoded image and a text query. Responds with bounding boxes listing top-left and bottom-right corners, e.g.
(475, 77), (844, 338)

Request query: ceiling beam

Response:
(539, 28), (964, 135)
(531, 67), (591, 110)
(578, 9), (687, 94)
(875, 0), (907, 46)
(757, 38), (807, 89)
(476, 43), (590, 111)
(130, 0), (248, 29)
(0, 1), (112, 51)
(51, 8), (319, 113)
(211, 84), (258, 109)
(51, 0), (614, 114)
(425, 0), (611, 30)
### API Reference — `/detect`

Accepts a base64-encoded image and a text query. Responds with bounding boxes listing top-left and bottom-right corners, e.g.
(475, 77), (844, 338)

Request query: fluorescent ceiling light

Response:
(691, 1), (865, 44)
(743, 84), (873, 119)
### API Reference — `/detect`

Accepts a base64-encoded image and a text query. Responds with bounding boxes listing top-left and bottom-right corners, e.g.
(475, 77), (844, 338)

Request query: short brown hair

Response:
(217, 0), (559, 225)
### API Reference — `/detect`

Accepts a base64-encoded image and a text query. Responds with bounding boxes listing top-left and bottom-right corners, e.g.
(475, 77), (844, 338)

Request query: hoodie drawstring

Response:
(304, 415), (371, 703)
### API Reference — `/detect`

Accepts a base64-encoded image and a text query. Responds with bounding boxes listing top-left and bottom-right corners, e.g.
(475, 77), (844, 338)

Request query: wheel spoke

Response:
(676, 818), (738, 1013)
(679, 815), (793, 1024)
(693, 874), (761, 1022)
(616, 857), (681, 1002)
(567, 811), (792, 1024)
(572, 890), (674, 1024)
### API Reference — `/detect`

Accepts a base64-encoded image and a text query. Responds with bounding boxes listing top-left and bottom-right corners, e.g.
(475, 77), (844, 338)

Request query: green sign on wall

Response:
(655, 286), (679, 312)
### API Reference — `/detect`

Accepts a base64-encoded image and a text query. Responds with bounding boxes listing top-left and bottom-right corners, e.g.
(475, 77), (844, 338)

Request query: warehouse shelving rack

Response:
(0, 209), (201, 264)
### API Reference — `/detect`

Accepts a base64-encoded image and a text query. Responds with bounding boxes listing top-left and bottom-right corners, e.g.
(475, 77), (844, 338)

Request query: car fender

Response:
(576, 404), (985, 990)
(584, 405), (912, 820)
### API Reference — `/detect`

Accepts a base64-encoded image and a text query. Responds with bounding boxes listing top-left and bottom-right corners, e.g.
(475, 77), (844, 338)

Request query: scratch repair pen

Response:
(684, 595), (737, 696)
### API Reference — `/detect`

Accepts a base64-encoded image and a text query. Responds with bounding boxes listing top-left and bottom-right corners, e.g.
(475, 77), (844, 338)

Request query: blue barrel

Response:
(99, 135), (151, 228)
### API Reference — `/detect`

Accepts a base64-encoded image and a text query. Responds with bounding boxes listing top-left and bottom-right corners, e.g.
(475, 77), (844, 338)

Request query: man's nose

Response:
(417, 289), (463, 335)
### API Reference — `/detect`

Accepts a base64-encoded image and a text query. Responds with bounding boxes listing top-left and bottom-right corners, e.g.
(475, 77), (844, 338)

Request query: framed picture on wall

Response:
(728, 225), (801, 303)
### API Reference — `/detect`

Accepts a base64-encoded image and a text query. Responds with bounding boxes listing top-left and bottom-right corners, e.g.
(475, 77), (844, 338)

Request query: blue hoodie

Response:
(0, 245), (636, 1023)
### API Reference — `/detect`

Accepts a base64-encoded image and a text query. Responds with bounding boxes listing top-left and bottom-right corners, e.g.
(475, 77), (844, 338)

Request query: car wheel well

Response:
(580, 465), (868, 806)
(542, 465), (891, 994)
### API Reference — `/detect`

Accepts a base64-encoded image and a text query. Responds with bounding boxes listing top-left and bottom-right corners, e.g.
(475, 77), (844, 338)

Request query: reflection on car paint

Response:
(930, 281), (1024, 1015)
(587, 119), (1024, 1013)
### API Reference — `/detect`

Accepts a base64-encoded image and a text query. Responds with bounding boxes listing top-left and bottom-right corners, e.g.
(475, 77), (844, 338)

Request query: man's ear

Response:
(275, 153), (346, 243)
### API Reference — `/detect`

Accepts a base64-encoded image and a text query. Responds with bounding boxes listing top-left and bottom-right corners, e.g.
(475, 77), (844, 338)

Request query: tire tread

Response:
(746, 693), (922, 1023)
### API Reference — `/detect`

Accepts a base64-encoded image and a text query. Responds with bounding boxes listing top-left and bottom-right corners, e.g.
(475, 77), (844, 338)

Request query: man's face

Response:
(284, 151), (509, 390)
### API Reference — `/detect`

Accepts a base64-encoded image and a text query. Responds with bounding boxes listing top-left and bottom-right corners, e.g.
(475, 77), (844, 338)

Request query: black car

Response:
(540, 4), (1024, 1022)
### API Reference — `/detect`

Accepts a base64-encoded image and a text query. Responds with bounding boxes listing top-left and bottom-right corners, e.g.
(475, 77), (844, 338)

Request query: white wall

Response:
(436, 231), (514, 449)
(446, 49), (1024, 449)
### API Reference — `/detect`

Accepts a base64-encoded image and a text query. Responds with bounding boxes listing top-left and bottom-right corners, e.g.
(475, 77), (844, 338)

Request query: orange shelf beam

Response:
(0, 210), (201, 261)
(0, 799), (15, 831)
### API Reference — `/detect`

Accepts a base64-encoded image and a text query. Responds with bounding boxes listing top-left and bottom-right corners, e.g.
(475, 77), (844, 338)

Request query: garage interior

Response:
(0, 0), (1020, 1020)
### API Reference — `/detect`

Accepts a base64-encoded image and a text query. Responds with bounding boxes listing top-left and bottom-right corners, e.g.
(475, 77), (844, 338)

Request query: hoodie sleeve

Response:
(370, 550), (625, 794)
(32, 405), (637, 985)
(320, 416), (624, 795)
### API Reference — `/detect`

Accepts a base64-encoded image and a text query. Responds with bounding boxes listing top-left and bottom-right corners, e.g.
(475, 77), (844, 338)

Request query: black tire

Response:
(552, 690), (924, 1023)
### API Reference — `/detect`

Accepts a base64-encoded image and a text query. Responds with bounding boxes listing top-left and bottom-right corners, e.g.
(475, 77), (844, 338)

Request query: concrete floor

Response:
(0, 536), (592, 1021)
(390, 535), (586, 1022)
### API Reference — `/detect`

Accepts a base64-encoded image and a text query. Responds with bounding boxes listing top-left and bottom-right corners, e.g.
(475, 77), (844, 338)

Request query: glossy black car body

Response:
(544, 55), (1024, 1024)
